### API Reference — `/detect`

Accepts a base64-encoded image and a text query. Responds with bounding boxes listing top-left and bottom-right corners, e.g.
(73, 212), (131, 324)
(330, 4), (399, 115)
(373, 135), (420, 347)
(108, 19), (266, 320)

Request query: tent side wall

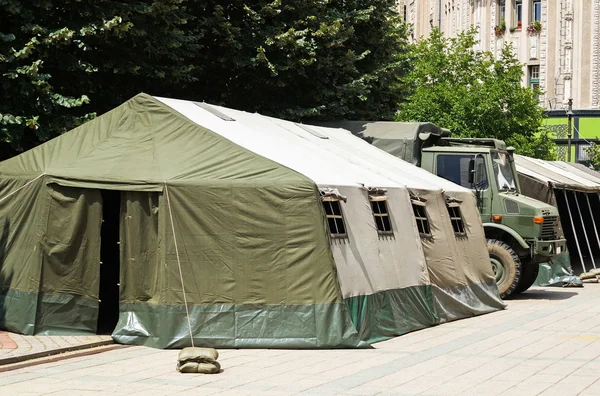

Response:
(410, 189), (503, 322)
(329, 186), (438, 344)
(0, 176), (46, 334)
(518, 173), (557, 208)
(114, 182), (365, 349)
(0, 177), (102, 335)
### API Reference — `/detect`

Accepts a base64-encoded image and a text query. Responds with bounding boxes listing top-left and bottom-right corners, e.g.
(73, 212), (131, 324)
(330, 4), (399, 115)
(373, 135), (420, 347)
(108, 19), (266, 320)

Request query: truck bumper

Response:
(528, 238), (568, 263)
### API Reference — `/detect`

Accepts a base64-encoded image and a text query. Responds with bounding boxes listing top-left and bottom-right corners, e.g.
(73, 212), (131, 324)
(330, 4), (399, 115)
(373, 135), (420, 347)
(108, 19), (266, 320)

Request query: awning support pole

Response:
(574, 192), (596, 269)
(564, 189), (587, 272)
(585, 193), (600, 260)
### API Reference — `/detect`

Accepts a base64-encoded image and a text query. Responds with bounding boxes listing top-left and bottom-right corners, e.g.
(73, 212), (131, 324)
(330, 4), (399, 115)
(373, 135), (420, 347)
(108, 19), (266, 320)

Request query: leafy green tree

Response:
(1, 0), (409, 158)
(397, 28), (555, 159)
(584, 142), (600, 169)
(0, 1), (196, 159)
(0, 2), (106, 156)
(509, 128), (557, 160)
(186, 0), (410, 121)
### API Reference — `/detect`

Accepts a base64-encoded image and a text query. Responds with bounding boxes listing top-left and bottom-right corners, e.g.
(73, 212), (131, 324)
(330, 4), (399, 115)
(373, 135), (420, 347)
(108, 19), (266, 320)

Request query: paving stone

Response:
(0, 332), (112, 361)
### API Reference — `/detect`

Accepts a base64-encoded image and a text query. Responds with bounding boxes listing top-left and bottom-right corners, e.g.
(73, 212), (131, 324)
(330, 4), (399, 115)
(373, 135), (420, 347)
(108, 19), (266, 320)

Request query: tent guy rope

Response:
(0, 173), (46, 203)
(164, 181), (195, 347)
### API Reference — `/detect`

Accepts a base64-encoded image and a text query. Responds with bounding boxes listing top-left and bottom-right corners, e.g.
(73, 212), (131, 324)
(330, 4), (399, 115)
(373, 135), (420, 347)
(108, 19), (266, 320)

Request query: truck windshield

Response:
(492, 151), (517, 191)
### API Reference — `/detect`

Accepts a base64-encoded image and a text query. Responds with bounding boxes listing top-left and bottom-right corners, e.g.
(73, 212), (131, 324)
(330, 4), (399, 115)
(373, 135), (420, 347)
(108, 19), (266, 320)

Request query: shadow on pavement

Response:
(509, 289), (579, 301)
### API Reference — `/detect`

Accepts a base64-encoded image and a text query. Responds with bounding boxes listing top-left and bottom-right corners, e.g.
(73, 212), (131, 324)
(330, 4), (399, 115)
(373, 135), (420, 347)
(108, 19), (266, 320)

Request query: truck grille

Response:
(541, 216), (558, 240)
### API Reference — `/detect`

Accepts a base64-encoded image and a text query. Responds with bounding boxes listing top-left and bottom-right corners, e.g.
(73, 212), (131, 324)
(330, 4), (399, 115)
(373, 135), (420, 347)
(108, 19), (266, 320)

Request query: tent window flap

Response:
(322, 200), (347, 238)
(447, 205), (466, 235)
(370, 198), (393, 235)
(411, 200), (431, 236)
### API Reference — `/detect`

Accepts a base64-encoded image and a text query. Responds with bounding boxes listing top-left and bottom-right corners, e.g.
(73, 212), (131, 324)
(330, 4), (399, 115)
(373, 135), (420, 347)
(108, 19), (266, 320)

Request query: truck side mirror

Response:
(468, 159), (475, 184)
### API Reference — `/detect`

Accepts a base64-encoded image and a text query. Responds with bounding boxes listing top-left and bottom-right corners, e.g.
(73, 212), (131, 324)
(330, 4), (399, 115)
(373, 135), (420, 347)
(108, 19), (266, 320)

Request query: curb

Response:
(0, 339), (116, 366)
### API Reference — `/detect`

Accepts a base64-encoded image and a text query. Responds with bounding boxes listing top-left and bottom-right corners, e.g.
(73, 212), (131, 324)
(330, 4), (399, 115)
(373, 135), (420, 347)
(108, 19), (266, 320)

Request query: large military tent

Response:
(0, 94), (503, 349)
(515, 155), (600, 274)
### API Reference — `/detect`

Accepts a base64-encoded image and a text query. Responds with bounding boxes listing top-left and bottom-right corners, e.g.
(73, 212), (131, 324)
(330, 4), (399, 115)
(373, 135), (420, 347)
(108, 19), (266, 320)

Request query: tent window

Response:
(370, 198), (393, 235)
(322, 199), (347, 238)
(447, 205), (466, 235)
(412, 201), (431, 237)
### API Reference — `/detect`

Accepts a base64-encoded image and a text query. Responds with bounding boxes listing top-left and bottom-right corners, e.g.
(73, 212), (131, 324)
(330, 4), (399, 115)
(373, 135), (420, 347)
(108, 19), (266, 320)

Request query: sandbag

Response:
(176, 347), (221, 374)
(178, 361), (221, 374)
(178, 347), (219, 362)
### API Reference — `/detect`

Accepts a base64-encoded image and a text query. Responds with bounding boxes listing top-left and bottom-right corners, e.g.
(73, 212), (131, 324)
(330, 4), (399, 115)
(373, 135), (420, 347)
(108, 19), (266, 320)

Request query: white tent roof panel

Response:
(157, 97), (398, 188)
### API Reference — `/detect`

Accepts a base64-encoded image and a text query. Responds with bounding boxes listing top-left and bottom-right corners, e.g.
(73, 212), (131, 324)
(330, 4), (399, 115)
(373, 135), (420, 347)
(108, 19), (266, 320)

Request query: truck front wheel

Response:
(487, 239), (522, 299)
(515, 262), (540, 293)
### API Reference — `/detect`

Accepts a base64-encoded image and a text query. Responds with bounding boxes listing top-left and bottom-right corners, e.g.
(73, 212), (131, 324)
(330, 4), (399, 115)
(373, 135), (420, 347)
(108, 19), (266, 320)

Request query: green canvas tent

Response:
(0, 94), (503, 348)
(515, 155), (600, 275)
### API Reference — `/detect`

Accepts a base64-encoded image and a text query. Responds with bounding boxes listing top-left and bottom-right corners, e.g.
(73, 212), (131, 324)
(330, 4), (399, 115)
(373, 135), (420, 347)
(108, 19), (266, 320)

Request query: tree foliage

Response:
(186, 0), (410, 121)
(0, 0), (197, 158)
(397, 28), (555, 159)
(0, 0), (409, 159)
(584, 142), (600, 169)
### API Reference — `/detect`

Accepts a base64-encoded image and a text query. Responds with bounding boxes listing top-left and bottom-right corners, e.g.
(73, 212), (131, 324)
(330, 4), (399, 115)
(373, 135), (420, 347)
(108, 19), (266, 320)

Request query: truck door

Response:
(435, 154), (492, 222)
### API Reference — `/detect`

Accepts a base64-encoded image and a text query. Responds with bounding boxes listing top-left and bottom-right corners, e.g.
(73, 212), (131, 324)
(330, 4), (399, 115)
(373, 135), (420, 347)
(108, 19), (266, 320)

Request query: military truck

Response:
(323, 121), (568, 298)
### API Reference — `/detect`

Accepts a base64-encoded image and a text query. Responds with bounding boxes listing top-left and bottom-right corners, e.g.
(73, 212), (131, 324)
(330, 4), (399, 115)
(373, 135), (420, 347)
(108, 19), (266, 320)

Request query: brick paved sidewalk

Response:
(3, 286), (600, 395)
(0, 332), (112, 364)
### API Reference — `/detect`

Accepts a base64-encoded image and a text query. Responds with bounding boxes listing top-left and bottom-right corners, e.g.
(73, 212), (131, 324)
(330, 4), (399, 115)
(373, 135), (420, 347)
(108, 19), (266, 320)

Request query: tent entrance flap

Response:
(97, 190), (121, 334)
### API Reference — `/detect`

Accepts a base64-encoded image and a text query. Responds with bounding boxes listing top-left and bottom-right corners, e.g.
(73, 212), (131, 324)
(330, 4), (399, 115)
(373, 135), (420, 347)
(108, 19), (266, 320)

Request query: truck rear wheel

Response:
(487, 239), (522, 299)
(515, 262), (539, 293)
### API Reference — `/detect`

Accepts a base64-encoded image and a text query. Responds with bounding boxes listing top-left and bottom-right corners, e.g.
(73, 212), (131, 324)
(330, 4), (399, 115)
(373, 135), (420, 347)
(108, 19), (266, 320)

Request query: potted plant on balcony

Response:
(510, 20), (522, 32)
(494, 19), (506, 37)
(527, 20), (542, 35)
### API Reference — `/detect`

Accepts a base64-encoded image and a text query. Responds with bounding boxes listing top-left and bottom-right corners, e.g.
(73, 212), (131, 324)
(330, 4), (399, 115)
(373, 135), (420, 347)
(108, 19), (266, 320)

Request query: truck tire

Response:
(515, 262), (539, 293)
(487, 239), (522, 299)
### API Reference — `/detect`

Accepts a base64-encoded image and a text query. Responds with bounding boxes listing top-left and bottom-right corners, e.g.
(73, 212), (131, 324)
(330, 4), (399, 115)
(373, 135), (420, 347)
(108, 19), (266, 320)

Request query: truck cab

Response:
(421, 138), (567, 297)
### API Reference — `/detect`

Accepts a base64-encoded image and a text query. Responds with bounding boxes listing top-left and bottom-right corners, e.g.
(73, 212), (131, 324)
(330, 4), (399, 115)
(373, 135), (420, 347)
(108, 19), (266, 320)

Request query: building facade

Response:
(398, 0), (600, 162)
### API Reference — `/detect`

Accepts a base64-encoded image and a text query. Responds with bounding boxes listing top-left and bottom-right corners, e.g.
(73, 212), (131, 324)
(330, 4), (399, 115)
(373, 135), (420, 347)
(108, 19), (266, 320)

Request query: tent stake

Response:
(563, 189), (587, 272)
(586, 193), (600, 261)
(574, 192), (596, 269)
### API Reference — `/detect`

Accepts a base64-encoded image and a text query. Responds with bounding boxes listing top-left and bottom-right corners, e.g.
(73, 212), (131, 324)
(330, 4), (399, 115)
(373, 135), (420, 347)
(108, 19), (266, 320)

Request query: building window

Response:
(532, 0), (541, 22)
(514, 0), (523, 27)
(322, 199), (347, 238)
(370, 196), (393, 235)
(412, 200), (431, 237)
(447, 204), (466, 235)
(529, 65), (540, 89)
(403, 5), (407, 22)
(498, 0), (506, 24)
